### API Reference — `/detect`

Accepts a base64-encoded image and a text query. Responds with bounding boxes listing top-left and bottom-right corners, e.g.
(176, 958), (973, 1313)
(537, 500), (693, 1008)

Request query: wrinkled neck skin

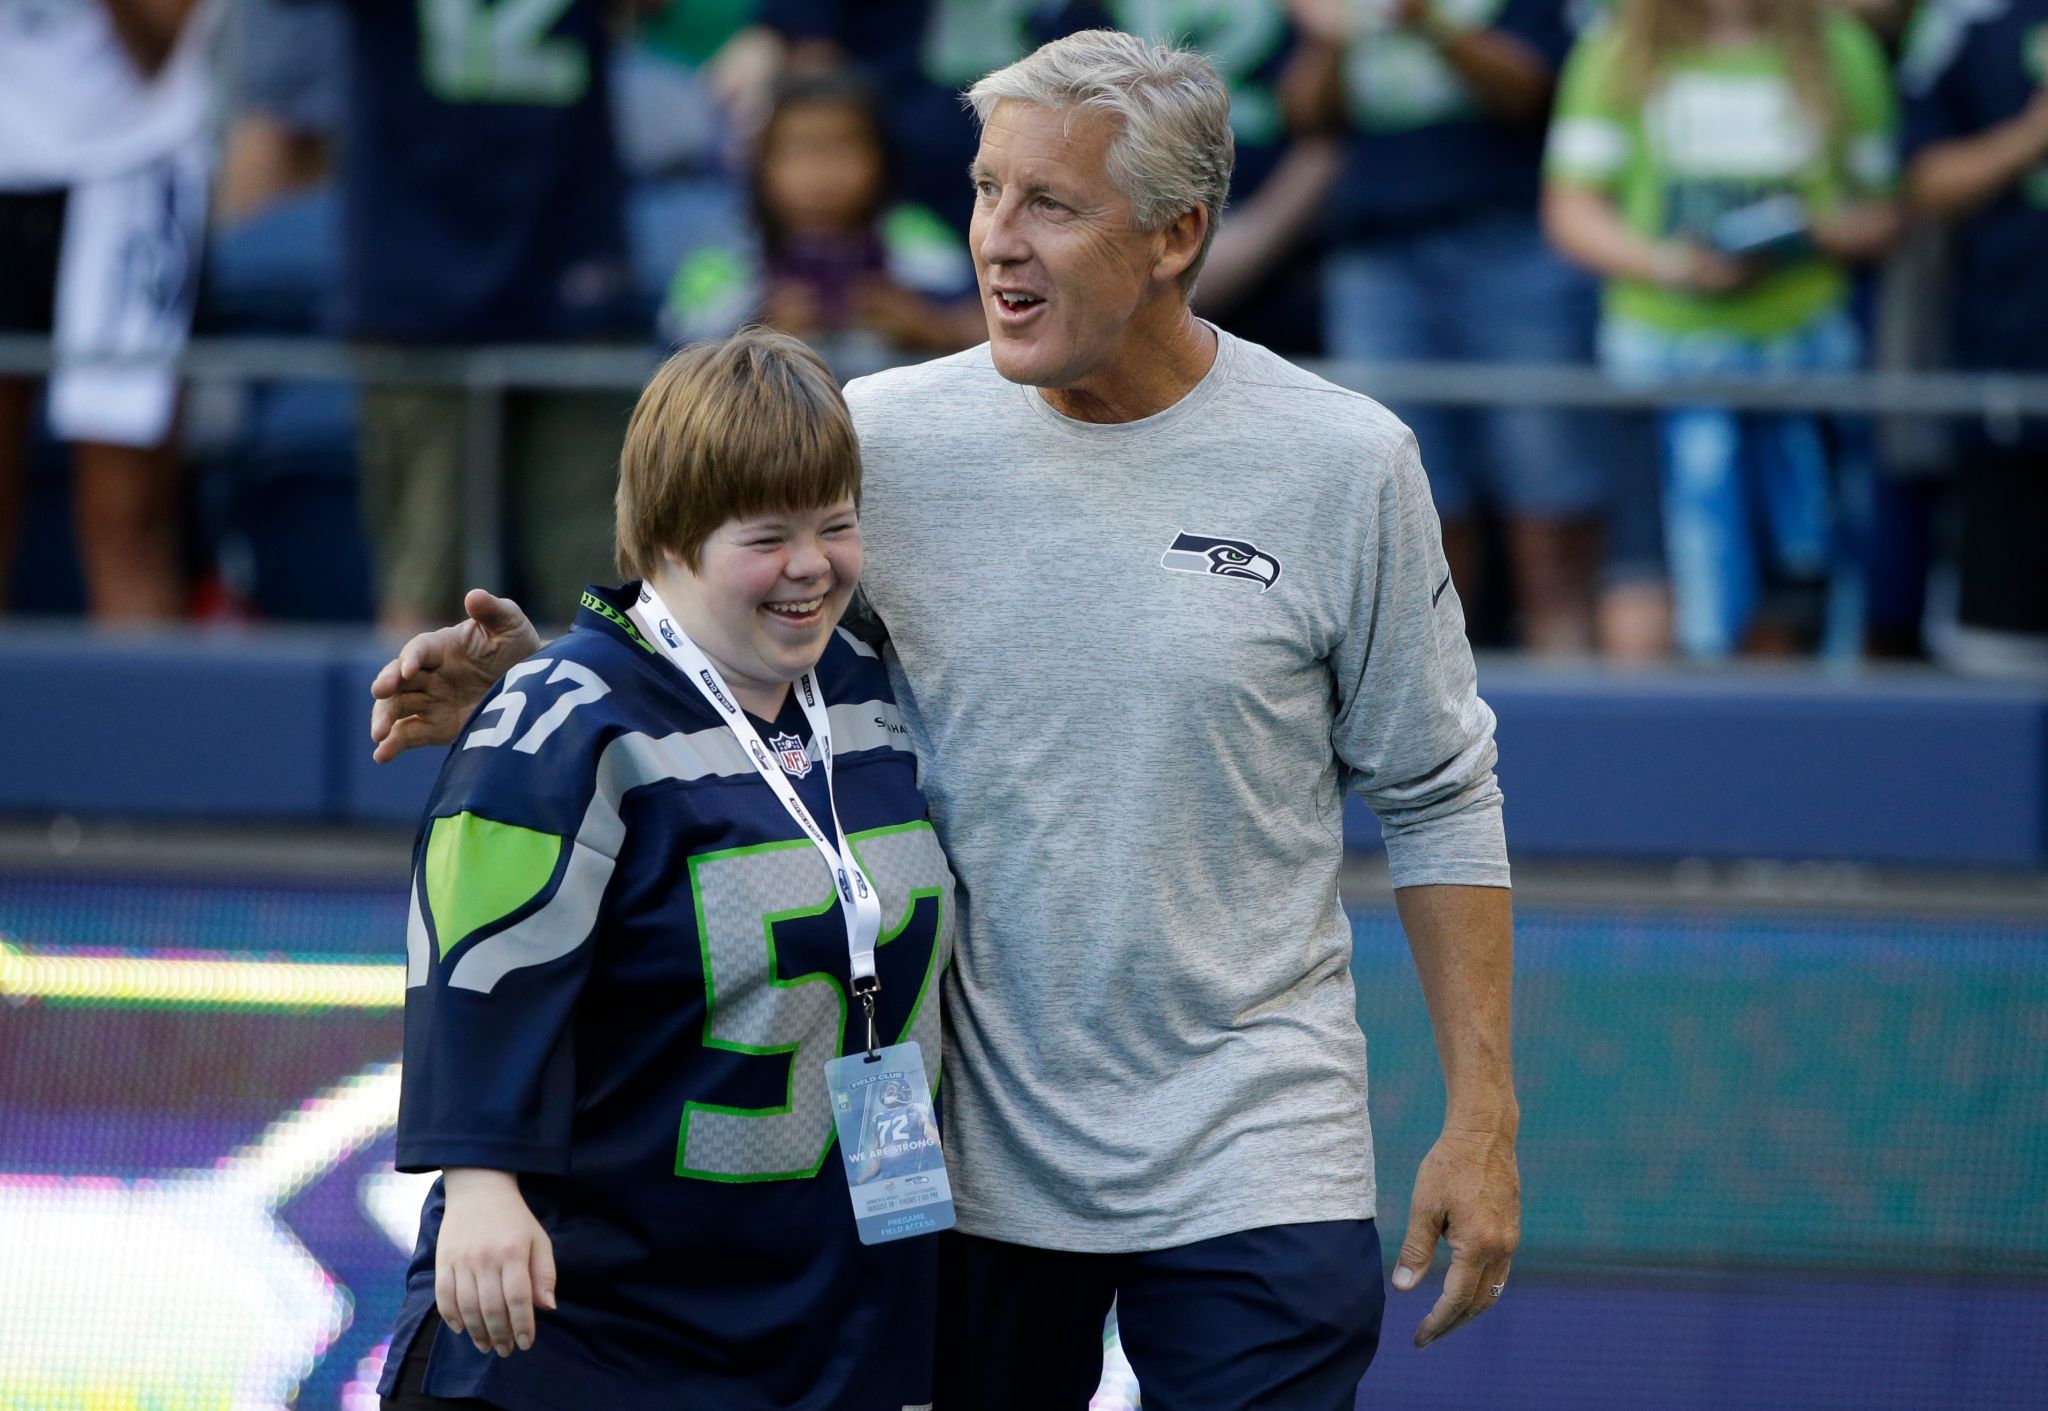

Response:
(1037, 298), (1218, 425)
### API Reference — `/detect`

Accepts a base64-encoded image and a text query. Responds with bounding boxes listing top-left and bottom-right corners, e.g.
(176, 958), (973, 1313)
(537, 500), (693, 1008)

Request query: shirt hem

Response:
(1384, 861), (1513, 890)
(395, 1137), (568, 1176)
(951, 1189), (1376, 1254)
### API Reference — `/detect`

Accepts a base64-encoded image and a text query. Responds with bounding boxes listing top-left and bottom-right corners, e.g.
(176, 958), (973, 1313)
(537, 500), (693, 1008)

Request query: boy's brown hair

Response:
(615, 328), (861, 579)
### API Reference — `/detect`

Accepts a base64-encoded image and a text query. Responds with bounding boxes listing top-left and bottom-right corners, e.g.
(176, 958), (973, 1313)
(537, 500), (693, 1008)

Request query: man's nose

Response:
(976, 196), (1030, 268)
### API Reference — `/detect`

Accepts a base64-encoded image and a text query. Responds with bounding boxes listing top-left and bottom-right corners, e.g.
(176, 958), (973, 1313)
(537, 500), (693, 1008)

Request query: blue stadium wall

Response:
(2, 629), (2042, 865)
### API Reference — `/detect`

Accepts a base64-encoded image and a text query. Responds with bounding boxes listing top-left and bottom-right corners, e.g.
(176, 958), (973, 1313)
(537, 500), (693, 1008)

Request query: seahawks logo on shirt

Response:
(1160, 531), (1281, 593)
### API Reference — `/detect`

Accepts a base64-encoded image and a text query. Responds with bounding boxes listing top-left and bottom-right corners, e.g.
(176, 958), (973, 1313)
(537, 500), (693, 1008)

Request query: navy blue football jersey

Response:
(382, 585), (954, 1411)
(1901, 0), (2048, 380)
(338, 0), (636, 340)
(1324, 0), (1575, 239)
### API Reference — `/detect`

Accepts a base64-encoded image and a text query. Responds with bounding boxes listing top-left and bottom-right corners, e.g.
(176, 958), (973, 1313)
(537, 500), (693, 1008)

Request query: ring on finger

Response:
(1488, 1281), (1507, 1298)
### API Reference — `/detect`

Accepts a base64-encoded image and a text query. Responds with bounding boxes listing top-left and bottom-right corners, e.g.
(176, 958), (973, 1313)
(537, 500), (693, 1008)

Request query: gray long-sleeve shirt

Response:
(846, 329), (1508, 1252)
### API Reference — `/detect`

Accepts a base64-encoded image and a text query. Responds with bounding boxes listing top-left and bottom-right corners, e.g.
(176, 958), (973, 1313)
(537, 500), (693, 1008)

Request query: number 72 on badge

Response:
(824, 1043), (955, 1245)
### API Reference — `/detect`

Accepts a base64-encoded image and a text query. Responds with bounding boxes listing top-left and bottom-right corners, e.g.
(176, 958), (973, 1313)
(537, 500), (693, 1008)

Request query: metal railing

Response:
(6, 333), (2045, 590)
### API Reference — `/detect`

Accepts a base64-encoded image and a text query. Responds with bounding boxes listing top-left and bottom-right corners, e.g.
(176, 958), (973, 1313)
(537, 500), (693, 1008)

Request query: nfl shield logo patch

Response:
(769, 732), (811, 779)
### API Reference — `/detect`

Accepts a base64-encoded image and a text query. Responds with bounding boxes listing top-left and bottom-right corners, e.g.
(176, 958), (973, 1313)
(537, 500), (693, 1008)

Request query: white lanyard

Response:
(629, 584), (885, 1010)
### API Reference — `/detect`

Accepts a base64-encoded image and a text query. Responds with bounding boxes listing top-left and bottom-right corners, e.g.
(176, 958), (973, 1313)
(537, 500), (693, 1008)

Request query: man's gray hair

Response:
(966, 29), (1234, 293)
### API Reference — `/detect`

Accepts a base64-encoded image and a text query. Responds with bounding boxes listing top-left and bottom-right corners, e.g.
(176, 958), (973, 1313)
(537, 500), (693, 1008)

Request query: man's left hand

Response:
(1392, 1122), (1520, 1347)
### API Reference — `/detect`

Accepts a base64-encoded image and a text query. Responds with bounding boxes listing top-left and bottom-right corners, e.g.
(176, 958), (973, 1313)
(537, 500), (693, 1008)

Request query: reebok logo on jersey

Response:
(1160, 531), (1281, 593)
(769, 731), (811, 779)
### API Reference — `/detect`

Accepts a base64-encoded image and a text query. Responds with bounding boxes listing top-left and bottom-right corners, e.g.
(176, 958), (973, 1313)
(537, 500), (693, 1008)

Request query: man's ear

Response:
(1153, 202), (1210, 286)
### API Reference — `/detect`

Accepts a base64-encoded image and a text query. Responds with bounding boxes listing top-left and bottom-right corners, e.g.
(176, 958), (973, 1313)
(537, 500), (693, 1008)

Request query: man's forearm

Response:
(1192, 138), (1343, 312)
(1424, 25), (1553, 126)
(1908, 95), (2048, 222)
(1544, 184), (1676, 284)
(1395, 883), (1518, 1132)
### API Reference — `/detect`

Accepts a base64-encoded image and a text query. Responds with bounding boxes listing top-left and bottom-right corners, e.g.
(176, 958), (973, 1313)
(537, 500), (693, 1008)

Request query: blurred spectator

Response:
(0, 0), (219, 621)
(216, 0), (344, 225)
(206, 0), (345, 334)
(1544, 0), (1900, 660)
(1297, 0), (1608, 655)
(614, 0), (753, 311)
(335, 0), (640, 633)
(1902, 0), (2048, 677)
(627, 0), (757, 173)
(1832, 0), (1919, 46)
(1187, 129), (1344, 351)
(663, 70), (982, 353)
(735, 0), (985, 235)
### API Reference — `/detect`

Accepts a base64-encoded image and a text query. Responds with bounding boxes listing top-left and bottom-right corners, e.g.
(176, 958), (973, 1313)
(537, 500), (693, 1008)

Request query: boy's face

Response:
(662, 499), (862, 707)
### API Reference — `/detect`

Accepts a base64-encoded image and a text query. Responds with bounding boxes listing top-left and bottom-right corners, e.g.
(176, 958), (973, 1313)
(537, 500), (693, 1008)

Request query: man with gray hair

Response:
(372, 27), (1519, 1410)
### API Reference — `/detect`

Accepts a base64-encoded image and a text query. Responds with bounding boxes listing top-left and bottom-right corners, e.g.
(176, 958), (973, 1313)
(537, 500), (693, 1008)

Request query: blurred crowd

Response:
(0, 0), (2042, 673)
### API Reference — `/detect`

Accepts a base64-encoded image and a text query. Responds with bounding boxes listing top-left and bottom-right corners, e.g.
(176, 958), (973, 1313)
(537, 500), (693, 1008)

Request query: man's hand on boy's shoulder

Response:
(370, 590), (543, 762)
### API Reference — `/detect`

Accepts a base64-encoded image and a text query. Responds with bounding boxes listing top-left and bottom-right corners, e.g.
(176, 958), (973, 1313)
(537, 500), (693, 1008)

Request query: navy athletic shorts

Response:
(936, 1219), (1384, 1411)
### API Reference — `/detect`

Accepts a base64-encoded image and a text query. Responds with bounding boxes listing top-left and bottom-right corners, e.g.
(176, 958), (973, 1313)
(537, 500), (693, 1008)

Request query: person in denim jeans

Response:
(1542, 0), (1900, 659)
(1598, 308), (1867, 658)
(1293, 0), (1604, 653)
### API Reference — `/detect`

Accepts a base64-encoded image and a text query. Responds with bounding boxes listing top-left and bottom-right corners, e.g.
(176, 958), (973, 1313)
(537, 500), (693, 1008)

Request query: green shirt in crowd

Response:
(662, 204), (974, 345)
(1545, 13), (1898, 339)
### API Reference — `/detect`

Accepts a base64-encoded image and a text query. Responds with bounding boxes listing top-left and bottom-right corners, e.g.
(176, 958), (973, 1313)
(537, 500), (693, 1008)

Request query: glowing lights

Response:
(0, 939), (403, 1011)
(360, 1168), (439, 1254)
(0, 1174), (353, 1411)
(0, 884), (420, 1408)
(340, 1337), (395, 1411)
(212, 1064), (404, 1206)
(0, 1065), (406, 1410)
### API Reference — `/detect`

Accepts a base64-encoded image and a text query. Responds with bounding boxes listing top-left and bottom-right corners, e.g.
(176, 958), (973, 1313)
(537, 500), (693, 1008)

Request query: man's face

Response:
(968, 101), (1166, 390)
